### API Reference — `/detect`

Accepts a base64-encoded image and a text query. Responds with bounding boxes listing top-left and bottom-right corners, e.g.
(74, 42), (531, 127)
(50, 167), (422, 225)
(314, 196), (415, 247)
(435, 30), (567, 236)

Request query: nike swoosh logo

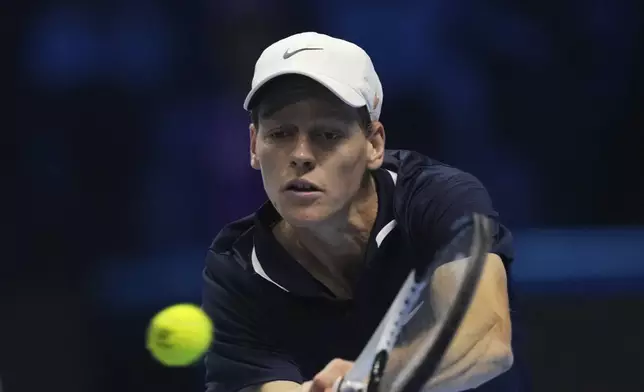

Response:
(283, 47), (323, 59)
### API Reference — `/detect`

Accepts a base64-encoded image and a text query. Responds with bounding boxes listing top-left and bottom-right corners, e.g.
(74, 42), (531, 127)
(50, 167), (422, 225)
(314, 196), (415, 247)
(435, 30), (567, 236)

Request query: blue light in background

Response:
(92, 229), (644, 311)
(23, 3), (172, 89)
(24, 7), (100, 88)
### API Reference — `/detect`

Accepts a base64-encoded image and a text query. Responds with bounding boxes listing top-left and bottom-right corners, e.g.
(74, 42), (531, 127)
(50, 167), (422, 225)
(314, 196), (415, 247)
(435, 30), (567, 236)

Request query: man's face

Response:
(250, 95), (384, 227)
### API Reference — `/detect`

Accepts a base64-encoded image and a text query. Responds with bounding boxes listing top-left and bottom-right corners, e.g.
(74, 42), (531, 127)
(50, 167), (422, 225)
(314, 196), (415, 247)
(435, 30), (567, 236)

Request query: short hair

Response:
(249, 75), (372, 133)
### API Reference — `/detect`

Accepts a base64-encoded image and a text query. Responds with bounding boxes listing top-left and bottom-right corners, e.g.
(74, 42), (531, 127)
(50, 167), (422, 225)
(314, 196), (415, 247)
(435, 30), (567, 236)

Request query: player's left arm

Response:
(398, 167), (515, 391)
(423, 252), (513, 392)
(306, 255), (513, 392)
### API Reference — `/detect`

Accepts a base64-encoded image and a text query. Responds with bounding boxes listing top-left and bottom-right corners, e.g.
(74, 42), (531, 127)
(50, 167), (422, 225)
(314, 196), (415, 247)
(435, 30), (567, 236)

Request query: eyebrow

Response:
(262, 105), (358, 123)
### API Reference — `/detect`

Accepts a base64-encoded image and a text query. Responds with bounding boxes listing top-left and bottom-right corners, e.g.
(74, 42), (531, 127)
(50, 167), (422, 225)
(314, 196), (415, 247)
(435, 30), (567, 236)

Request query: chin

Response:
(279, 205), (334, 227)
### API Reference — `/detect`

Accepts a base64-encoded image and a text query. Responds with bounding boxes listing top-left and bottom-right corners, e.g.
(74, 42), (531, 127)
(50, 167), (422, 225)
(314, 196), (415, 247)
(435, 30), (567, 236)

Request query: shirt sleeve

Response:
(393, 156), (514, 269)
(202, 250), (304, 392)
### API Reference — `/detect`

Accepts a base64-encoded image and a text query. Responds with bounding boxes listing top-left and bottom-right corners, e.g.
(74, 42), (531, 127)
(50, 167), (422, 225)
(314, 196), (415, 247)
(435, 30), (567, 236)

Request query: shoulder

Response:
(207, 209), (263, 280)
(382, 149), (513, 264)
(383, 149), (491, 213)
(203, 212), (261, 313)
(384, 149), (484, 186)
(210, 212), (255, 256)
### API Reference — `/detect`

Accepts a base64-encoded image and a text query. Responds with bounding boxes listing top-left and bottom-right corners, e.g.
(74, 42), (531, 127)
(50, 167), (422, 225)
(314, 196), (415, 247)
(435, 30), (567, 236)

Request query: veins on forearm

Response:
(423, 324), (507, 392)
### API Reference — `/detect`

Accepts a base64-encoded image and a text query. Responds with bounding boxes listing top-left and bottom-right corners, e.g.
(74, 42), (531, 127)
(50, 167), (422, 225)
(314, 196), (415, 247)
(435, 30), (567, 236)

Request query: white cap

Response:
(243, 32), (383, 121)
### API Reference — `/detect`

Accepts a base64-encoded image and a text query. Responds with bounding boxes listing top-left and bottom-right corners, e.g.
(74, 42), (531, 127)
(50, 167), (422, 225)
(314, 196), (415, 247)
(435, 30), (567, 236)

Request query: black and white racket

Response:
(334, 213), (494, 392)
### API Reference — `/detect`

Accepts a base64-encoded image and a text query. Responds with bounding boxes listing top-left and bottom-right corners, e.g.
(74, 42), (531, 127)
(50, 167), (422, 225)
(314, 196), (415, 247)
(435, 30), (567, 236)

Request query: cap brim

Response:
(243, 69), (367, 111)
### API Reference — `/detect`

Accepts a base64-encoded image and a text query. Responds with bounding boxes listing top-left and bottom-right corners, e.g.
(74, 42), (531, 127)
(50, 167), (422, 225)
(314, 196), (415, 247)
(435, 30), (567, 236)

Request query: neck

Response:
(300, 177), (377, 257)
(275, 172), (379, 296)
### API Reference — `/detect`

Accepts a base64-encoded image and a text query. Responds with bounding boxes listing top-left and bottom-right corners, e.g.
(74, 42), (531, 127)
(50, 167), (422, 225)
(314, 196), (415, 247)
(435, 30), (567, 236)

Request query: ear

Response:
(249, 124), (260, 170)
(366, 121), (385, 170)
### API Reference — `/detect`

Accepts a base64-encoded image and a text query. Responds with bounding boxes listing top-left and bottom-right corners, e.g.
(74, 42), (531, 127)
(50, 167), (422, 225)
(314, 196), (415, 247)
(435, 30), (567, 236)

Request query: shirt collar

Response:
(250, 168), (398, 297)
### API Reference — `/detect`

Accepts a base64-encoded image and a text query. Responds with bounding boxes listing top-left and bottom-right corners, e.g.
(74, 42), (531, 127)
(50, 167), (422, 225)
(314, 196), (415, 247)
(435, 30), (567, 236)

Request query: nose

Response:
(289, 135), (315, 171)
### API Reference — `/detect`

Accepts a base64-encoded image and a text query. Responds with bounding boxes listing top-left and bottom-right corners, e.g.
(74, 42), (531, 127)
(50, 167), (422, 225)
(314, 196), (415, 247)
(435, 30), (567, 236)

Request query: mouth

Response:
(282, 179), (323, 193)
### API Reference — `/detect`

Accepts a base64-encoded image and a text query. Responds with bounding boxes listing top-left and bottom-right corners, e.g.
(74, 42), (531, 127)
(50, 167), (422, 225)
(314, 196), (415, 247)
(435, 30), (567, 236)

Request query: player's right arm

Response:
(238, 381), (302, 392)
(202, 240), (306, 392)
(238, 359), (354, 392)
(202, 220), (354, 392)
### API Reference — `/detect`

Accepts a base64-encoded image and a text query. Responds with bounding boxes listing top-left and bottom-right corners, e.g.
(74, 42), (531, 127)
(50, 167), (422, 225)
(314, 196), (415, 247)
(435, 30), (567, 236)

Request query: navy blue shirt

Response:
(202, 150), (520, 392)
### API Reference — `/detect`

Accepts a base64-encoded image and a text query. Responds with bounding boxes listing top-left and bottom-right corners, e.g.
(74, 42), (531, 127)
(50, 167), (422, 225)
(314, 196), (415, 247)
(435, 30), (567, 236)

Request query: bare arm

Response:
(239, 359), (353, 392)
(423, 253), (514, 391)
(239, 381), (302, 392)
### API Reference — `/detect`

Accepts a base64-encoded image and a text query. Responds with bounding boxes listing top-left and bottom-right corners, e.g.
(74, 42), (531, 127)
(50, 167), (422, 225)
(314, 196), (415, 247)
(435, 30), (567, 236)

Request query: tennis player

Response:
(202, 32), (519, 392)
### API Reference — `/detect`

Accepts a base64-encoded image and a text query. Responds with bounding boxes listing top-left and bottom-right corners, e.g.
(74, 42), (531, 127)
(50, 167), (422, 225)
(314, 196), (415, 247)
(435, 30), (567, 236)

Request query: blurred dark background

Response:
(7, 0), (644, 391)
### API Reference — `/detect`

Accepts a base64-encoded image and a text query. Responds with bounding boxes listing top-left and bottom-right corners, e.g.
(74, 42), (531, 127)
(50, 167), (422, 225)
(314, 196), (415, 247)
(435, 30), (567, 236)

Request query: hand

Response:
(301, 358), (354, 392)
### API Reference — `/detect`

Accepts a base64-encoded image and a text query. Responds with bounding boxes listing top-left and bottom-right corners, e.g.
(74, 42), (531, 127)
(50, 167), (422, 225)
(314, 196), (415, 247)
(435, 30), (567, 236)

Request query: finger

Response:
(311, 359), (353, 392)
(301, 381), (313, 392)
(324, 376), (345, 392)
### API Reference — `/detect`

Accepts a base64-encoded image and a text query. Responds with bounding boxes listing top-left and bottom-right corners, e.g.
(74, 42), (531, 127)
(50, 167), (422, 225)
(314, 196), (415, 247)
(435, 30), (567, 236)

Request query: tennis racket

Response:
(334, 213), (494, 392)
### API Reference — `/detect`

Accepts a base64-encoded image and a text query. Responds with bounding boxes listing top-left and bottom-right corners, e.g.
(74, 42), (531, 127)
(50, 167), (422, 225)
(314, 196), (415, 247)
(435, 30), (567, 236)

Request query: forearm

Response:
(423, 322), (513, 392)
(239, 380), (302, 392)
(422, 254), (513, 391)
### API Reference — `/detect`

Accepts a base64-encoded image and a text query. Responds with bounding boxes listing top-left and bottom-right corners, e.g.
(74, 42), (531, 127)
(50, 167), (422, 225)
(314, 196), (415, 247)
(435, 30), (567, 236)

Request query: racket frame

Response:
(334, 213), (493, 392)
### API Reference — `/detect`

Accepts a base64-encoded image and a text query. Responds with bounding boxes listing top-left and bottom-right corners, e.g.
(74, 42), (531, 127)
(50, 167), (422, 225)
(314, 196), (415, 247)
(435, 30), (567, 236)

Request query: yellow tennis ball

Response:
(146, 303), (213, 367)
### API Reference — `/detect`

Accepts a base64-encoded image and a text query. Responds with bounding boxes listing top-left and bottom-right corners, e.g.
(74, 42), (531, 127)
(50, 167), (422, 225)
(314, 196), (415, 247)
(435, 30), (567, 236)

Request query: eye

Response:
(269, 130), (289, 139)
(312, 126), (345, 142)
(322, 131), (341, 140)
(265, 126), (294, 141)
